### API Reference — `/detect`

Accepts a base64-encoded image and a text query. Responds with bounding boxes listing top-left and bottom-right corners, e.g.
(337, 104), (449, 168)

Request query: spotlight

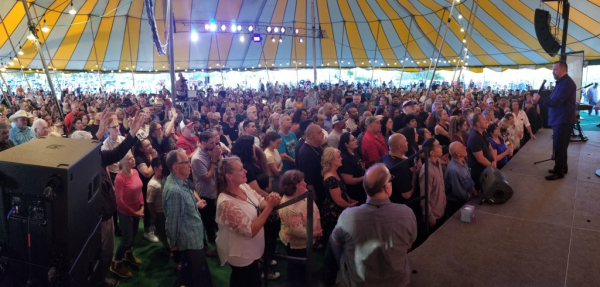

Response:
(69, 3), (76, 15)
(462, 39), (466, 43)
(221, 24), (226, 31)
(205, 23), (210, 31)
(230, 24), (237, 32)
(253, 34), (261, 42)
(274, 27), (279, 33)
(458, 14), (463, 19)
(460, 27), (464, 32)
(41, 20), (50, 32)
(279, 37), (283, 43)
(281, 27), (286, 33)
(299, 38), (303, 43)
(248, 25), (254, 32)
(267, 26), (272, 33)
(191, 28), (199, 42)
(239, 35), (245, 42)
(237, 25), (242, 31)
(271, 36), (275, 43)
(294, 28), (299, 34)
(209, 23), (217, 31)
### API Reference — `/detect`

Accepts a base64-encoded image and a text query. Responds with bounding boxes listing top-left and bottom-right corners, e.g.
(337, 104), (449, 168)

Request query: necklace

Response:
(366, 201), (390, 209)
(307, 143), (321, 156)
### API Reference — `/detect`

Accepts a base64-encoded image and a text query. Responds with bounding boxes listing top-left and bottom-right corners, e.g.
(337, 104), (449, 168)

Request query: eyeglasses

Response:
(108, 125), (119, 129)
(350, 138), (357, 142)
(176, 160), (191, 165)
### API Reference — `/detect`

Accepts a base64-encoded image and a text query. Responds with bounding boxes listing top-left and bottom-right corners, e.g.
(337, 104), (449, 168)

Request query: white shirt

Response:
(512, 109), (530, 137)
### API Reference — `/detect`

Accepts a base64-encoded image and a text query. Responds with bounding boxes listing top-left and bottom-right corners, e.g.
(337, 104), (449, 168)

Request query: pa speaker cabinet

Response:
(0, 137), (102, 286)
(479, 166), (514, 204)
(534, 9), (561, 57)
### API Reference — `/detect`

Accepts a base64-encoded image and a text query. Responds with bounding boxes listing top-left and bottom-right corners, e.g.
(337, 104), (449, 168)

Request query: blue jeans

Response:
(114, 212), (140, 260)
(589, 100), (598, 115)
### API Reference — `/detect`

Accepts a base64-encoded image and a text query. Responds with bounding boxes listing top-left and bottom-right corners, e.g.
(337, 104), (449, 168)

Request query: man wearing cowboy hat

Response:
(9, 110), (36, 146)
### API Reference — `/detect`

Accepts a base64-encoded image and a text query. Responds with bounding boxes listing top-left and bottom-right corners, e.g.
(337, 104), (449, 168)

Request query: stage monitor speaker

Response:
(479, 166), (514, 204)
(0, 137), (102, 286)
(534, 9), (561, 57)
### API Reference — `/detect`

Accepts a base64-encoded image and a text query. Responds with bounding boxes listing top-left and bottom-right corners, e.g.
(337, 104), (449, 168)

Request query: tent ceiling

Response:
(1, 0), (599, 72)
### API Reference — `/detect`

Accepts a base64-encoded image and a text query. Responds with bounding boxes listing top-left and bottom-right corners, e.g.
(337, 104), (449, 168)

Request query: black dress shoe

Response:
(545, 173), (564, 180)
(548, 169), (568, 174)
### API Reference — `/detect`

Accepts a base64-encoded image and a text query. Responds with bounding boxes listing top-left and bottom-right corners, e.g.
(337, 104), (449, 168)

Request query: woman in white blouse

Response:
(261, 132), (283, 192)
(215, 156), (281, 287)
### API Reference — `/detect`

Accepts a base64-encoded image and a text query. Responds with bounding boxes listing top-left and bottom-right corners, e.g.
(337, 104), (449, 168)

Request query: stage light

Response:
(458, 14), (463, 19)
(248, 25), (254, 32)
(69, 3), (76, 15)
(237, 25), (242, 31)
(271, 36), (275, 43)
(466, 55), (470, 58)
(460, 27), (464, 32)
(281, 27), (286, 33)
(453, 59), (456, 62)
(209, 23), (217, 31)
(18, 46), (24, 55)
(267, 26), (272, 33)
(274, 27), (279, 33)
(239, 35), (245, 42)
(465, 62), (469, 66)
(279, 37), (283, 43)
(299, 38), (303, 43)
(294, 28), (299, 34)
(41, 20), (50, 32)
(253, 34), (261, 42)
(230, 24), (237, 32)
(221, 24), (226, 31)
(27, 32), (35, 40)
(462, 39), (466, 43)
(205, 23), (210, 31)
(191, 28), (199, 42)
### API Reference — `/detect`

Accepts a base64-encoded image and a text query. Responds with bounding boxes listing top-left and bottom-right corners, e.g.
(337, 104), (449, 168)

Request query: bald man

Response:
(445, 142), (477, 217)
(331, 164), (416, 287)
(381, 134), (420, 206)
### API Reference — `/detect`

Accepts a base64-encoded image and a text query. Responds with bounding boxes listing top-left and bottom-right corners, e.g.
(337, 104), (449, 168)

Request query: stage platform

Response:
(408, 128), (600, 287)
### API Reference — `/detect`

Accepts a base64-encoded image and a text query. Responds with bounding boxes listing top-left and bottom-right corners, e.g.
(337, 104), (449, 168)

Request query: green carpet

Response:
(578, 113), (600, 131)
(111, 222), (326, 287)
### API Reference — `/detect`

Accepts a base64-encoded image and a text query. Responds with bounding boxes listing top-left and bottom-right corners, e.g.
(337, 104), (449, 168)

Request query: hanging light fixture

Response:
(69, 2), (77, 15)
(27, 31), (35, 40)
(41, 20), (50, 32)
(18, 46), (24, 55)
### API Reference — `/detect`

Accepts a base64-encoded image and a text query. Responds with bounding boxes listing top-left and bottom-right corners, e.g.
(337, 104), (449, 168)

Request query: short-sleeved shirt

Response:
(467, 129), (492, 175)
(147, 178), (164, 213)
(191, 148), (216, 199)
(339, 152), (366, 203)
(277, 131), (297, 174)
(222, 123), (239, 142)
(264, 148), (282, 177)
(332, 198), (416, 287)
(9, 126), (35, 146)
(135, 155), (153, 192)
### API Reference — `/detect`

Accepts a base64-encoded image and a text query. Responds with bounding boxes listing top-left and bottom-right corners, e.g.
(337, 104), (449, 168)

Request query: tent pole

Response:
(167, 0), (176, 105)
(370, 21), (381, 85)
(452, 0), (477, 87)
(456, 0), (479, 87)
(426, 0), (457, 97)
(424, 9), (447, 83)
(339, 21), (346, 83)
(311, 0), (317, 85)
(399, 16), (413, 89)
(19, 0), (63, 120)
(88, 16), (104, 92)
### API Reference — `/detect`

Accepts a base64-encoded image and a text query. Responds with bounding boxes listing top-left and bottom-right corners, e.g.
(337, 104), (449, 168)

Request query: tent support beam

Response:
(311, 0), (317, 85)
(371, 21), (381, 85)
(454, 0), (479, 87)
(399, 16), (414, 88)
(424, 9), (447, 83)
(19, 0), (63, 120)
(167, 0), (176, 105)
(425, 0), (457, 97)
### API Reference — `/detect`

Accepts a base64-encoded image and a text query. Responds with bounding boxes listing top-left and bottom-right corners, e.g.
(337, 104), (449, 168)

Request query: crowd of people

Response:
(0, 68), (549, 287)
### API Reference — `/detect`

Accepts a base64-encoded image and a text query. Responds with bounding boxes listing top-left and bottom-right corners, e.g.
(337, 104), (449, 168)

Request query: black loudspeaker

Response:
(479, 166), (514, 204)
(0, 137), (102, 286)
(534, 9), (561, 57)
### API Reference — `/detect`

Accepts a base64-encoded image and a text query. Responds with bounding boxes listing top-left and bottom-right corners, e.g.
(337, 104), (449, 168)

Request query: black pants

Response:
(285, 244), (307, 285)
(141, 185), (152, 231)
(199, 197), (216, 241)
(552, 123), (573, 175)
(180, 249), (213, 287)
(230, 260), (261, 287)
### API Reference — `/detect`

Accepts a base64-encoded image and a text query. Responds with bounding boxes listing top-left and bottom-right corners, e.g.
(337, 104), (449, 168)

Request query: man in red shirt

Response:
(361, 116), (388, 168)
(175, 121), (199, 158)
(64, 102), (82, 132)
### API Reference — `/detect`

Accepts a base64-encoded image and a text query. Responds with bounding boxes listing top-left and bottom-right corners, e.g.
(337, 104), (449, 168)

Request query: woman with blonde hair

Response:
(215, 156), (282, 286)
(320, 147), (357, 242)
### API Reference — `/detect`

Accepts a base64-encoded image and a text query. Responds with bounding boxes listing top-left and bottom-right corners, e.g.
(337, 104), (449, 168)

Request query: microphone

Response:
(583, 83), (593, 89)
(539, 79), (547, 92)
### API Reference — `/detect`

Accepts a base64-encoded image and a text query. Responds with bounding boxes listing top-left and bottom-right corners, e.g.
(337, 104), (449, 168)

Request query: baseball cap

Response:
(402, 101), (415, 108)
(332, 114), (345, 125)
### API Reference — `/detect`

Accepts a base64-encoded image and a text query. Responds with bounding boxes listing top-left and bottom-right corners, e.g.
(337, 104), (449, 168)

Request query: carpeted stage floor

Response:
(408, 129), (600, 287)
(114, 127), (600, 287)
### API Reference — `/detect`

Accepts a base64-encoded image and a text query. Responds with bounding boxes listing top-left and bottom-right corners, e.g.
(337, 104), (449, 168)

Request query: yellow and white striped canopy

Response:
(2, 0), (600, 72)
